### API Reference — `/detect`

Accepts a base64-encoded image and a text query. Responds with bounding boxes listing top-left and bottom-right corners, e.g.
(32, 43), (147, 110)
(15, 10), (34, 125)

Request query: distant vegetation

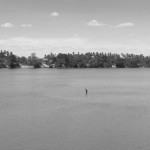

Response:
(1, 50), (150, 69)
(0, 50), (20, 68)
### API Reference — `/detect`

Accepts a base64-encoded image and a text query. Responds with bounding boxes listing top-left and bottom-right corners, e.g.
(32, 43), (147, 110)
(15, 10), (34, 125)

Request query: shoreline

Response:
(0, 66), (150, 70)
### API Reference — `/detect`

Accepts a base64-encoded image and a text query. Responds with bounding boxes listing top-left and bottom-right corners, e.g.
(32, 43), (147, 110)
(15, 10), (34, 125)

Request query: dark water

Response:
(0, 68), (150, 150)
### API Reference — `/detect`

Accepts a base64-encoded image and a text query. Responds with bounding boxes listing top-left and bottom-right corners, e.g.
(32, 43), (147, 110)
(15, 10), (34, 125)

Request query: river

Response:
(0, 68), (150, 150)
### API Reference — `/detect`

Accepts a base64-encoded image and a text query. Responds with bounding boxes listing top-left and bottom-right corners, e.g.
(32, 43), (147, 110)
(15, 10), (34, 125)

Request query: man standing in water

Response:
(85, 89), (88, 96)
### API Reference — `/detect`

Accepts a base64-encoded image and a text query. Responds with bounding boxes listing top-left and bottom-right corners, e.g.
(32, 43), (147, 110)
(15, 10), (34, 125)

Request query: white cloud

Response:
(1, 36), (150, 57)
(116, 22), (134, 28)
(50, 12), (60, 17)
(0, 37), (88, 50)
(0, 36), (88, 57)
(1, 23), (14, 28)
(1, 23), (33, 28)
(86, 20), (107, 27)
(21, 24), (32, 27)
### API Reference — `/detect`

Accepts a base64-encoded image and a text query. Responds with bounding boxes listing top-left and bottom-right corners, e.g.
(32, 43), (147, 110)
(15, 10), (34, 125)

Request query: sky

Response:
(0, 0), (150, 57)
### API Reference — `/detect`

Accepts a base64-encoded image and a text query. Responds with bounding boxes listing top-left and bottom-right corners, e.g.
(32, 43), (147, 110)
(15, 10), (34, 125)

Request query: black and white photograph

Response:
(0, 0), (150, 150)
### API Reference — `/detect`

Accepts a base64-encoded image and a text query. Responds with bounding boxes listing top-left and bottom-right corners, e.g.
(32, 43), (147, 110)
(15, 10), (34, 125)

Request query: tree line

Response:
(1, 50), (150, 68)
(44, 52), (150, 68)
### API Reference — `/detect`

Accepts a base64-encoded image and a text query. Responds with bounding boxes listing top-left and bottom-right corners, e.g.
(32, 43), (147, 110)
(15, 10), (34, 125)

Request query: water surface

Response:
(0, 68), (150, 150)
